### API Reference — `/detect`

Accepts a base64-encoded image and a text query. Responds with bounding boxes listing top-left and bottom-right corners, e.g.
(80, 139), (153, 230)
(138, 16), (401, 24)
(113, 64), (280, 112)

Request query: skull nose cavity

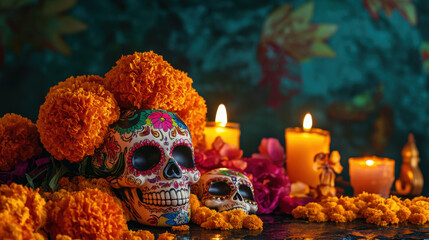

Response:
(164, 159), (182, 179)
(232, 191), (243, 201)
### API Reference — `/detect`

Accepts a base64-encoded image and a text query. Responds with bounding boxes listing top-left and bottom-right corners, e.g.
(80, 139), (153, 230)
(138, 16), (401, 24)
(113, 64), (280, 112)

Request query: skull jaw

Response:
(205, 198), (258, 215)
(121, 187), (191, 226)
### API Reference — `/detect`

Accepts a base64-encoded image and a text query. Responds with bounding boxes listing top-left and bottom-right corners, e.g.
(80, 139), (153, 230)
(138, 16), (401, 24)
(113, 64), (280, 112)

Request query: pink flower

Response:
(242, 156), (290, 214)
(194, 137), (246, 175)
(252, 138), (285, 167)
(148, 112), (173, 132)
(251, 171), (291, 214)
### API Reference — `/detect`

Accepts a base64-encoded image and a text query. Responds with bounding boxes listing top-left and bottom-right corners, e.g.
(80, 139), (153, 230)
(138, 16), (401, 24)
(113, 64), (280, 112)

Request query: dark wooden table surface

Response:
(128, 214), (429, 239)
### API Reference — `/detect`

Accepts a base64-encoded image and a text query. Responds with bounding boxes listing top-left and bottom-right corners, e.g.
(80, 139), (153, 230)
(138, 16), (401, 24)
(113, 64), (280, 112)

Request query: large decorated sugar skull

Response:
(91, 109), (201, 226)
(194, 168), (258, 214)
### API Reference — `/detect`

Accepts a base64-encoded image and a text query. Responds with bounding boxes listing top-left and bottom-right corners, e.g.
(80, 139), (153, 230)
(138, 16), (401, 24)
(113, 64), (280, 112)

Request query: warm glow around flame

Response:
(303, 113), (312, 130)
(366, 159), (374, 166)
(215, 104), (227, 127)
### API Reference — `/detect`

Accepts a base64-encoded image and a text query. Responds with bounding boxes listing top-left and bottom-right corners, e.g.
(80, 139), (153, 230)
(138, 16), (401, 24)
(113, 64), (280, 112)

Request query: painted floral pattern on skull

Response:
(91, 109), (200, 226)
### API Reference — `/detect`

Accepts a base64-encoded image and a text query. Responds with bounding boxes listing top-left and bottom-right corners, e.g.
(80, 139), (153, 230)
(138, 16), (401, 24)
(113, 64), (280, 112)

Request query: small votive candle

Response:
(204, 104), (240, 149)
(349, 156), (395, 198)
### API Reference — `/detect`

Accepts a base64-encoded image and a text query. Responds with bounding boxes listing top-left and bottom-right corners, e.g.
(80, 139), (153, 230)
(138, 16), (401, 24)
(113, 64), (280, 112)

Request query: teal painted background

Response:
(1, 0), (428, 195)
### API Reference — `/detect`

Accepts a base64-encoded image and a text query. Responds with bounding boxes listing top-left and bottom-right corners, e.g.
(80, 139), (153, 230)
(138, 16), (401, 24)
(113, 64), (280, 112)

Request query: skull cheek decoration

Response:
(195, 168), (258, 214)
(91, 109), (201, 226)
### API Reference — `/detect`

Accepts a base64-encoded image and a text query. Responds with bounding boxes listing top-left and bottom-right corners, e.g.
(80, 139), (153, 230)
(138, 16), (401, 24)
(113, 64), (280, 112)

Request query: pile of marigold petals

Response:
(292, 192), (429, 226)
(0, 180), (160, 240)
(189, 194), (263, 230)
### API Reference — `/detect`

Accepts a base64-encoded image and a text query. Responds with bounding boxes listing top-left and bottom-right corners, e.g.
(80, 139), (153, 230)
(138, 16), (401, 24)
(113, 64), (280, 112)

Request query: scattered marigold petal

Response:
(122, 229), (155, 240)
(171, 225), (189, 231)
(157, 231), (176, 240)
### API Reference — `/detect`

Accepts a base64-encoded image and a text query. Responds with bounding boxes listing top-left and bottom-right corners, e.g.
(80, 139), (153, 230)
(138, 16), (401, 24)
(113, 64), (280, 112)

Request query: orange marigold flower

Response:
(189, 194), (201, 212)
(190, 193), (263, 230)
(0, 211), (36, 240)
(37, 75), (120, 163)
(0, 183), (47, 240)
(176, 88), (207, 148)
(55, 234), (74, 240)
(0, 113), (43, 171)
(157, 232), (176, 240)
(104, 51), (192, 111)
(42, 189), (71, 202)
(201, 212), (233, 230)
(45, 188), (127, 240)
(58, 176), (115, 196)
(104, 51), (207, 148)
(221, 209), (246, 229)
(0, 183), (47, 231)
(122, 229), (155, 240)
(171, 225), (189, 231)
(243, 215), (263, 230)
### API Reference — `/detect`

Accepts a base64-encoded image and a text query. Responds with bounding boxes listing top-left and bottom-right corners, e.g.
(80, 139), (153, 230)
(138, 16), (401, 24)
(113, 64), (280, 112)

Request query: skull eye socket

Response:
(238, 184), (255, 201)
(208, 181), (231, 196)
(132, 145), (162, 171)
(172, 145), (194, 168)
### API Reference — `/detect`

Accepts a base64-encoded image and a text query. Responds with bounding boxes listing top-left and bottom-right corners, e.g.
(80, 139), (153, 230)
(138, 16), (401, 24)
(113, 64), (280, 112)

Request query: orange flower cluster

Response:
(45, 188), (127, 240)
(104, 51), (207, 148)
(56, 175), (115, 195)
(104, 51), (192, 111)
(37, 75), (120, 162)
(292, 192), (429, 226)
(189, 194), (263, 230)
(42, 176), (130, 221)
(0, 113), (43, 171)
(176, 88), (207, 149)
(0, 183), (47, 239)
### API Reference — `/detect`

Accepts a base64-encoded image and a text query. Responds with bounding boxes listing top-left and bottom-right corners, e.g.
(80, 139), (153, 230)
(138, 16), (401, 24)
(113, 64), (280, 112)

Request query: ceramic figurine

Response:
(395, 133), (424, 196)
(313, 151), (342, 198)
(193, 168), (258, 214)
(89, 109), (201, 226)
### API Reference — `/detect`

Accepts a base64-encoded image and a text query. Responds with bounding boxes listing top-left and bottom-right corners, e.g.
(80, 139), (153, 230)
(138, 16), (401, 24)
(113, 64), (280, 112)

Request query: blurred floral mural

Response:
(1, 0), (429, 194)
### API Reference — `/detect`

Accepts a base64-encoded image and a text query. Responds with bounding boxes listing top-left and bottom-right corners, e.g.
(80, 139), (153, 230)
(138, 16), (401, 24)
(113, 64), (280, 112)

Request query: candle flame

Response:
(215, 104), (227, 127)
(366, 159), (374, 166)
(303, 113), (312, 130)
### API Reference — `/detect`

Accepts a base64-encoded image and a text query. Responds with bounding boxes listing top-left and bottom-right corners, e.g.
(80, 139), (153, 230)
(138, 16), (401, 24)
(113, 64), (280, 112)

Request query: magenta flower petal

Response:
(266, 138), (285, 166)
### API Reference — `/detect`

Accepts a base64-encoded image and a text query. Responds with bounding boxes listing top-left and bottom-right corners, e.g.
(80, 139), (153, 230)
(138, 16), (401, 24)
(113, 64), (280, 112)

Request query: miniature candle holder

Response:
(349, 156), (395, 198)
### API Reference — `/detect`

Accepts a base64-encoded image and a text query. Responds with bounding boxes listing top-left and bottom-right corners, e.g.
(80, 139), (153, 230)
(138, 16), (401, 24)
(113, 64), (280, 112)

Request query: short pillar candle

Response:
(349, 156), (395, 198)
(285, 113), (331, 188)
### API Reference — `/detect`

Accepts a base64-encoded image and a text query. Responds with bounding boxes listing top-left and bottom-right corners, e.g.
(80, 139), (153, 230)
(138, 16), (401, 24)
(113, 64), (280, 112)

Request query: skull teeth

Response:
(136, 188), (190, 207)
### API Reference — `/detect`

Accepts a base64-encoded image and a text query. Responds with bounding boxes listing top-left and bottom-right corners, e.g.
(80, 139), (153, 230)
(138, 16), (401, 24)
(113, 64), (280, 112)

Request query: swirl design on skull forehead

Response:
(113, 109), (189, 135)
(209, 169), (247, 179)
(127, 139), (165, 177)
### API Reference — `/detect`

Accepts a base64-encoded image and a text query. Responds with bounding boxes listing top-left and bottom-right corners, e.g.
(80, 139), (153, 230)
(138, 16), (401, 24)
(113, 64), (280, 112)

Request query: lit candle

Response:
(204, 104), (241, 149)
(285, 113), (330, 187)
(349, 156), (395, 198)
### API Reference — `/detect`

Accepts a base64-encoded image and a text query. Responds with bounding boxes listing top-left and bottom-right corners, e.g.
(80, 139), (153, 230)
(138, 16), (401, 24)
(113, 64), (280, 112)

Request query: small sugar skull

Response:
(194, 168), (258, 214)
(89, 109), (200, 226)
